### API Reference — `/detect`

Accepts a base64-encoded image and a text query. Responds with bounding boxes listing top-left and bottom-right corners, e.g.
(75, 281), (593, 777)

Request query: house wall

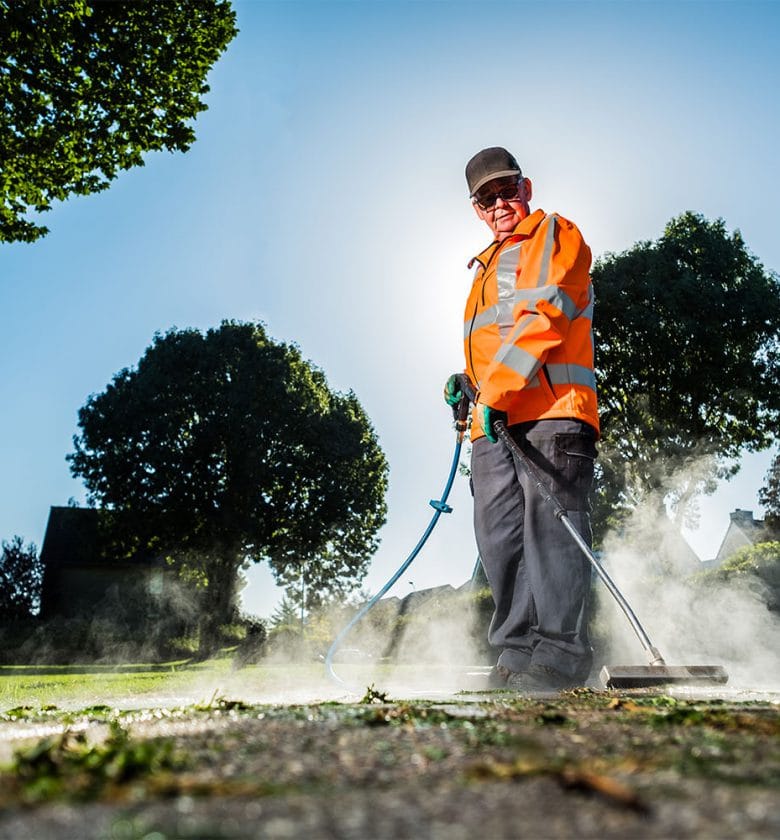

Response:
(42, 564), (153, 619)
(715, 525), (756, 565)
(712, 510), (772, 566)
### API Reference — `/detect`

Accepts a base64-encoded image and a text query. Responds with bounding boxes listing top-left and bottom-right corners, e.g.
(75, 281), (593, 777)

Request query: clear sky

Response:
(2, 0), (779, 620)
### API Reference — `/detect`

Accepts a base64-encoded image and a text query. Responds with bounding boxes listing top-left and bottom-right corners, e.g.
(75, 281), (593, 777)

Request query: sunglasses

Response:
(473, 181), (523, 211)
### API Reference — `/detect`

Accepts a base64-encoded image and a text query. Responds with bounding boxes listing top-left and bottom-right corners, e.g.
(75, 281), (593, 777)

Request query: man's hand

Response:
(477, 400), (507, 444)
(443, 374), (464, 407)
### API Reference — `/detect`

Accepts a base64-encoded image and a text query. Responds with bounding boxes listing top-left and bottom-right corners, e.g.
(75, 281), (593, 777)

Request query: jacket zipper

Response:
(466, 238), (516, 384)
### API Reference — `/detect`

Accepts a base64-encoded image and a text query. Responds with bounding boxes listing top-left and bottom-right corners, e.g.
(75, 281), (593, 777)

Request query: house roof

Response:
(40, 507), (101, 568)
(40, 506), (157, 569)
(713, 509), (771, 565)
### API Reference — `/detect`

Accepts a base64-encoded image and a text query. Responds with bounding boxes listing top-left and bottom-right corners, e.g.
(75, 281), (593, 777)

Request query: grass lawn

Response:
(1, 662), (195, 711)
(0, 655), (426, 717)
(0, 656), (346, 712)
(0, 655), (505, 712)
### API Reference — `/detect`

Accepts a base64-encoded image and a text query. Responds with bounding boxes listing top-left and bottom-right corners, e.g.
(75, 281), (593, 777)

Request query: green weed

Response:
(359, 683), (390, 704)
(10, 720), (187, 802)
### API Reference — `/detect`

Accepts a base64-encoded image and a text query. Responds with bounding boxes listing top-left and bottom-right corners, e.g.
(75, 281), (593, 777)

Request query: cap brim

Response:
(470, 168), (522, 197)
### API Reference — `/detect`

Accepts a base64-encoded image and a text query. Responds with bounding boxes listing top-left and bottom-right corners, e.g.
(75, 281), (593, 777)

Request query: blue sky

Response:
(2, 0), (779, 619)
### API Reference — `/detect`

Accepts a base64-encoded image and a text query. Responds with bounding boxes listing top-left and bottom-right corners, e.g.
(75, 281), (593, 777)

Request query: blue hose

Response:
(324, 428), (465, 689)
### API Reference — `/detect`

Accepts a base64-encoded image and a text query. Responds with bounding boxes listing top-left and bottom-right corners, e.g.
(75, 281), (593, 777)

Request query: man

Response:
(445, 147), (599, 691)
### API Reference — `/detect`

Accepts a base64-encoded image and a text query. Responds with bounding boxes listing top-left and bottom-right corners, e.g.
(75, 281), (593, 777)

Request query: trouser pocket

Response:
(551, 432), (597, 510)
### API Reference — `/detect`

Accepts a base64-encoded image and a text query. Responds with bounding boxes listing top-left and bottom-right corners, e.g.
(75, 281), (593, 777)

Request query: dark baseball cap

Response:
(465, 147), (522, 196)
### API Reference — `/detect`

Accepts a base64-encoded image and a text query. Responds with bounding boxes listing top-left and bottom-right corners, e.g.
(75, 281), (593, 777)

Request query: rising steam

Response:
(596, 500), (780, 692)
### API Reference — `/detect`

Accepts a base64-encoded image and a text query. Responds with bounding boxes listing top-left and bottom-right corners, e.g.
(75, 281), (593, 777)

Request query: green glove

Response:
(478, 401), (507, 444)
(443, 374), (463, 407)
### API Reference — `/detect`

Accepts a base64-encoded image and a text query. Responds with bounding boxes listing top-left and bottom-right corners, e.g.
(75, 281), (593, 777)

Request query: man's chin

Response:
(494, 215), (519, 229)
(494, 222), (519, 240)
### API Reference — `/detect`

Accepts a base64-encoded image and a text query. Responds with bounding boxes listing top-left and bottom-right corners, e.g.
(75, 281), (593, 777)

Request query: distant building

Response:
(377, 584), (458, 618)
(702, 509), (774, 570)
(39, 506), (173, 622)
(360, 581), (485, 661)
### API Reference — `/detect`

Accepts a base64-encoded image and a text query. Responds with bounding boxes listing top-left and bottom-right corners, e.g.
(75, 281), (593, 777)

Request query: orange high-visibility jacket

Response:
(464, 208), (599, 440)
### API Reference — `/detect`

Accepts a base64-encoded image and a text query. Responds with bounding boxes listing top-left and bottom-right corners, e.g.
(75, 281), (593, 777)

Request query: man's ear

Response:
(522, 177), (533, 203)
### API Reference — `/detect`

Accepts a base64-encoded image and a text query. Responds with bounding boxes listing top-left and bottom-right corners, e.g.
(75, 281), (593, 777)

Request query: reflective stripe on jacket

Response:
(464, 208), (599, 440)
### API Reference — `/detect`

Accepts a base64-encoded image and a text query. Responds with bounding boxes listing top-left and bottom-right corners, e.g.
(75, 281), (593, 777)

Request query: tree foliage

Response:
(591, 212), (780, 542)
(0, 536), (43, 620)
(0, 0), (237, 243)
(692, 541), (780, 612)
(269, 595), (302, 634)
(68, 321), (389, 652)
(759, 451), (780, 533)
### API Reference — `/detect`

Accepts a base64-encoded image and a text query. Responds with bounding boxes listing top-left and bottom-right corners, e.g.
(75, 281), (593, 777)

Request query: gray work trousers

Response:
(471, 418), (597, 680)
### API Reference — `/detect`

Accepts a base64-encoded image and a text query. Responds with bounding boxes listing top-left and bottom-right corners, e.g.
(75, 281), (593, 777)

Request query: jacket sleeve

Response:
(477, 214), (592, 412)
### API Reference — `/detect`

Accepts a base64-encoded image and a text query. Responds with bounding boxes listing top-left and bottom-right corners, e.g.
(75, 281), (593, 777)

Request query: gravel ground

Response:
(0, 687), (778, 839)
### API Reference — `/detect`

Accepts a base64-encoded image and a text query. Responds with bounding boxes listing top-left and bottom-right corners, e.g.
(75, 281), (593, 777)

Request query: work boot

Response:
(506, 664), (579, 693)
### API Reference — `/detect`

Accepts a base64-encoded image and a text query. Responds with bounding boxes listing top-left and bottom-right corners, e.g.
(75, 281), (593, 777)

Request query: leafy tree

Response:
(1, 0), (237, 243)
(0, 536), (43, 620)
(591, 212), (780, 543)
(759, 451), (780, 533)
(68, 321), (388, 654)
(269, 595), (302, 635)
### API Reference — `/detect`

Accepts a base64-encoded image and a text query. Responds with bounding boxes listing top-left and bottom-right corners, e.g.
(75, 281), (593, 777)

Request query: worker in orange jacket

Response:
(445, 147), (599, 691)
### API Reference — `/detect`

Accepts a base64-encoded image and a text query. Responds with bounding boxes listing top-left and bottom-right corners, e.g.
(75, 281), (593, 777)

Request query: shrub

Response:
(691, 541), (780, 611)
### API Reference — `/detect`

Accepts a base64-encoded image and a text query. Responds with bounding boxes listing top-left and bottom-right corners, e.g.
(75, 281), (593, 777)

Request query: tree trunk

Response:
(196, 555), (238, 659)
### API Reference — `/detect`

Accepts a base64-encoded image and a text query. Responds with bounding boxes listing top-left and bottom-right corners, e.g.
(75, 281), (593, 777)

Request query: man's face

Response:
(472, 176), (532, 241)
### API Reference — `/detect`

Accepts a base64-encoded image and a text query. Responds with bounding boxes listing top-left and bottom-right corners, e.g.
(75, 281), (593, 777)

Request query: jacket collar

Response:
(468, 208), (546, 269)
(510, 207), (547, 239)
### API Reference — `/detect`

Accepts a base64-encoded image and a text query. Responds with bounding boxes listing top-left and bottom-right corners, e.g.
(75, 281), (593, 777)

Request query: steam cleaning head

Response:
(600, 664), (729, 689)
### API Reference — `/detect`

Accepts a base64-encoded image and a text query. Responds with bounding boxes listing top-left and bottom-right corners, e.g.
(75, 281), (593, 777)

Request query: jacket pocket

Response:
(538, 364), (556, 406)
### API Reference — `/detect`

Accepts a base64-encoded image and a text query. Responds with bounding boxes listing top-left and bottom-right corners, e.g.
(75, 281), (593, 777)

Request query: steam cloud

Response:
(596, 500), (780, 693)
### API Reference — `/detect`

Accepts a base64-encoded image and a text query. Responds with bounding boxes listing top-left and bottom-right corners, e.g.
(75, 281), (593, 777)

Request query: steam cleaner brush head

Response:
(600, 664), (729, 689)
